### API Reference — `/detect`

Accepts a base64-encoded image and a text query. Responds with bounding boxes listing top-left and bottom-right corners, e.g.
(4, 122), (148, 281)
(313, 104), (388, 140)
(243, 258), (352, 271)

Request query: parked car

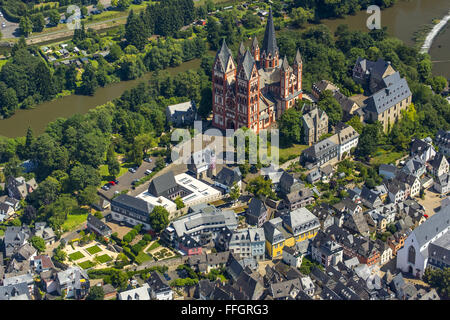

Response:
(144, 157), (152, 163)
(113, 179), (119, 184)
(102, 184), (110, 191)
(131, 179), (140, 185)
(129, 168), (136, 173)
(145, 169), (152, 175)
(109, 181), (116, 186)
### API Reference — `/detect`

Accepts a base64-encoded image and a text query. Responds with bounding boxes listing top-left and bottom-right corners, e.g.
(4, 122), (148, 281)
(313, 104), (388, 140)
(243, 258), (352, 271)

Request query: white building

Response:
(228, 227), (265, 261)
(396, 205), (450, 278)
(118, 284), (151, 300)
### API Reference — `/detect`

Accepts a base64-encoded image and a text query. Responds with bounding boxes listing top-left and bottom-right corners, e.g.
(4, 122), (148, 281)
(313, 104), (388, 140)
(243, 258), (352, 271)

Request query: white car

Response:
(145, 169), (152, 175)
(1, 23), (5, 28)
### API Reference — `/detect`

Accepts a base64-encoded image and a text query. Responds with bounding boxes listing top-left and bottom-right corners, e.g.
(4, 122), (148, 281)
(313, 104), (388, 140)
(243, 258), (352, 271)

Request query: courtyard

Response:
(64, 241), (119, 270)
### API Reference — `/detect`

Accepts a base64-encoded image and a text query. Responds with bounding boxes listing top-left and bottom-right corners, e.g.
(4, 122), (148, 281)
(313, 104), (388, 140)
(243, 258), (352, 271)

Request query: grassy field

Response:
(68, 251), (85, 261)
(0, 60), (8, 71)
(96, 254), (112, 263)
(276, 144), (309, 164)
(62, 211), (88, 232)
(135, 251), (152, 264)
(147, 241), (161, 252)
(78, 260), (96, 269)
(86, 245), (102, 255)
(99, 163), (128, 185)
(370, 148), (405, 166)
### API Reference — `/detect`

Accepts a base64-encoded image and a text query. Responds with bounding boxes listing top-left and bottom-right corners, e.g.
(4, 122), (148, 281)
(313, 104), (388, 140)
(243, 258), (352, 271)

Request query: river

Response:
(0, 0), (449, 138)
(0, 58), (202, 138)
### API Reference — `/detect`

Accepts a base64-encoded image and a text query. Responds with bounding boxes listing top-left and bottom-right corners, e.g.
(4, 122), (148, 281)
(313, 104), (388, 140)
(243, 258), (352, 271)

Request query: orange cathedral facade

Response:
(212, 9), (303, 133)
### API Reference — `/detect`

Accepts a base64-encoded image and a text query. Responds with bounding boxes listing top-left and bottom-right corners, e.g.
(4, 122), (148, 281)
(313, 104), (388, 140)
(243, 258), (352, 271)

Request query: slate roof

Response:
(148, 171), (178, 197)
(364, 77), (411, 114)
(413, 204), (450, 247)
(270, 278), (302, 299)
(147, 271), (171, 293)
(428, 232), (450, 266)
(112, 194), (153, 216)
(261, 8), (278, 57)
(240, 49), (256, 80)
(215, 167), (241, 187)
(246, 198), (267, 220)
(87, 214), (112, 235)
(429, 153), (447, 171)
(216, 39), (234, 72)
(0, 283), (31, 300)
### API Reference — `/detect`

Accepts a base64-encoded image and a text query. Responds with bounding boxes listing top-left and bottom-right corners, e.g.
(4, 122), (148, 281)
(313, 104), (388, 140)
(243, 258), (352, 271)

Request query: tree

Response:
(246, 176), (276, 199)
(118, 0), (132, 11)
(30, 236), (46, 253)
(241, 11), (260, 29)
(111, 270), (129, 290)
(81, 6), (88, 17)
(290, 7), (314, 28)
(25, 126), (35, 154)
(229, 182), (240, 202)
(80, 63), (98, 95)
(108, 43), (124, 62)
(346, 116), (363, 134)
(53, 247), (67, 263)
(356, 123), (382, 159)
(206, 17), (221, 50)
(174, 197), (185, 210)
(318, 90), (343, 127)
(429, 76), (447, 94)
(31, 13), (45, 32)
(22, 205), (37, 225)
(19, 16), (33, 37)
(69, 164), (101, 191)
(125, 10), (148, 51)
(78, 185), (99, 206)
(149, 206), (169, 233)
(49, 10), (60, 26)
(107, 143), (121, 178)
(87, 286), (104, 300)
(279, 108), (303, 146)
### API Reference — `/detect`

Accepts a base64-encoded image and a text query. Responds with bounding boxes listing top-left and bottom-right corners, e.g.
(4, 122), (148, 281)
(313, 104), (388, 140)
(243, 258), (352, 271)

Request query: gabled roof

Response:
(240, 49), (256, 80)
(246, 198), (267, 219)
(112, 194), (153, 216)
(148, 171), (178, 197)
(216, 167), (242, 187)
(412, 205), (450, 247)
(429, 153), (448, 170)
(364, 77), (411, 114)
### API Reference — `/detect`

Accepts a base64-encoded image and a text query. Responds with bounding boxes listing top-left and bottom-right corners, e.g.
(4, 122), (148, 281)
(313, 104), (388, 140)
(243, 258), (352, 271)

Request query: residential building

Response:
(333, 124), (360, 160)
(311, 230), (344, 268)
(110, 194), (154, 230)
(212, 9), (303, 133)
(282, 246), (303, 268)
(3, 226), (31, 258)
(33, 222), (56, 245)
(311, 80), (338, 99)
(118, 284), (150, 300)
(246, 198), (269, 227)
(263, 207), (320, 258)
(410, 137), (436, 162)
(300, 137), (339, 168)
(178, 234), (203, 256)
(86, 214), (112, 238)
(6, 176), (38, 200)
(228, 227), (265, 261)
(279, 171), (303, 196)
(56, 267), (90, 299)
(302, 106), (329, 146)
(360, 186), (383, 209)
(163, 204), (237, 247)
(283, 187), (314, 211)
(402, 156), (426, 178)
(165, 100), (197, 127)
(428, 153), (449, 177)
(0, 283), (31, 300)
(435, 129), (450, 156)
(214, 166), (242, 193)
(147, 271), (173, 300)
(434, 173), (450, 194)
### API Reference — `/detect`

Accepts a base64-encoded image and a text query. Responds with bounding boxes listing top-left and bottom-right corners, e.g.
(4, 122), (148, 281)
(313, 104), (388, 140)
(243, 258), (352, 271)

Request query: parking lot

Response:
(98, 157), (157, 200)
(0, 14), (20, 39)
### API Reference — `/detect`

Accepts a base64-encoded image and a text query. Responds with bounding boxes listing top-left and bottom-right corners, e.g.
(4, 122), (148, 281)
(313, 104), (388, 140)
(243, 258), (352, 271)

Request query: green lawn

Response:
(96, 254), (112, 264)
(68, 251), (85, 261)
(276, 144), (309, 164)
(147, 241), (161, 252)
(0, 60), (8, 71)
(86, 245), (102, 255)
(370, 148), (405, 166)
(135, 251), (152, 264)
(62, 211), (88, 232)
(78, 260), (96, 269)
(99, 163), (128, 185)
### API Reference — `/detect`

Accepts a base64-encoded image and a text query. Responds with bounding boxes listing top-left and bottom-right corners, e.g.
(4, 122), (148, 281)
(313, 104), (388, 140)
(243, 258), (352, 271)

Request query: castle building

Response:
(212, 9), (303, 133)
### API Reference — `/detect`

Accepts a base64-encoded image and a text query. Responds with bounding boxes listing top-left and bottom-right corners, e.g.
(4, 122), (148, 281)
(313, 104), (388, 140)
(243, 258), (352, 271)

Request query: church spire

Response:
(261, 7), (278, 57)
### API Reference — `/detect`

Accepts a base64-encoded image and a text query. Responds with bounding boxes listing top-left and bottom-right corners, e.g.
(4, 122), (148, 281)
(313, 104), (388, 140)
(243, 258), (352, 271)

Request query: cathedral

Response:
(212, 9), (303, 134)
